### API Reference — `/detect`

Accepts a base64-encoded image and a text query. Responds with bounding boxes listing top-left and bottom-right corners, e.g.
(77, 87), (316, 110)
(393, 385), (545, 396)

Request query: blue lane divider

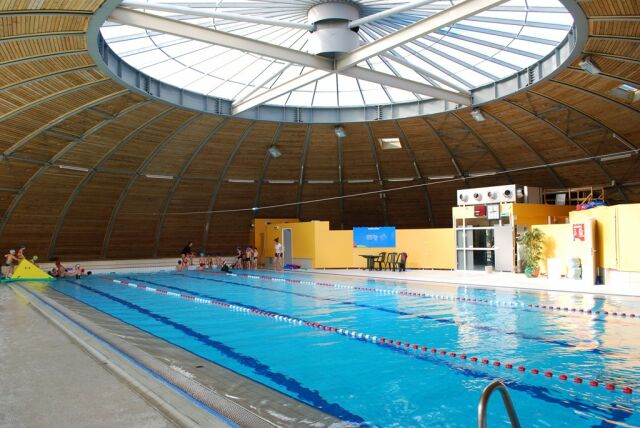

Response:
(169, 273), (608, 355)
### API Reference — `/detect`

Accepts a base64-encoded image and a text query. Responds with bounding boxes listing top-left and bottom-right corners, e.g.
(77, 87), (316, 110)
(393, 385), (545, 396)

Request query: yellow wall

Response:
(617, 204), (640, 272)
(263, 220), (455, 269)
(569, 207), (616, 269)
(314, 227), (455, 269)
(263, 221), (316, 260)
(513, 203), (572, 226)
(533, 224), (571, 274)
(253, 218), (298, 262)
(532, 204), (640, 274)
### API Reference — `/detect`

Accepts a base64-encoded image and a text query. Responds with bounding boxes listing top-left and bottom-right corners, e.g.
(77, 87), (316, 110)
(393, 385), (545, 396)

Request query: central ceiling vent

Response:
(307, 2), (359, 57)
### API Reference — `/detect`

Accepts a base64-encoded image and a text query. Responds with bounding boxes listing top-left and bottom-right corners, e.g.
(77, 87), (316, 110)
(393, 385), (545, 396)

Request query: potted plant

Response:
(520, 228), (545, 278)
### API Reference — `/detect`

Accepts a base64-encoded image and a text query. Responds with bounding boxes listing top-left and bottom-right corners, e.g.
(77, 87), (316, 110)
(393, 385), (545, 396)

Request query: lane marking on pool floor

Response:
(98, 276), (634, 396)
(201, 271), (638, 321)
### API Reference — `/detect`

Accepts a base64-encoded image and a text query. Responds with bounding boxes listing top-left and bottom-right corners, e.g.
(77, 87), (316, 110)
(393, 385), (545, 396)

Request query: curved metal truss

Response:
(89, 0), (588, 123)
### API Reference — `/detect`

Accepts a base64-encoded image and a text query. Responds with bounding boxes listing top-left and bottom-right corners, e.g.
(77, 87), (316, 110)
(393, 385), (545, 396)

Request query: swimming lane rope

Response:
(98, 276), (634, 395)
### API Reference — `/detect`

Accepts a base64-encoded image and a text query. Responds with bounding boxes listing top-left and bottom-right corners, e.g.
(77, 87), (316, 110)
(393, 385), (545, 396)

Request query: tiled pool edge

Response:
(7, 283), (267, 428)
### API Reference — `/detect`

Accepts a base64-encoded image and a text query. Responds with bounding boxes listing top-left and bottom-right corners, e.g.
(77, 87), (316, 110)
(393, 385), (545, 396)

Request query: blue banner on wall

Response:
(353, 227), (396, 248)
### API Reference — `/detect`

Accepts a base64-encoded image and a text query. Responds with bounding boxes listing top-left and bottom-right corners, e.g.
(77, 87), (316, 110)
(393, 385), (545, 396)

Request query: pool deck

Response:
(0, 286), (174, 428)
(307, 269), (640, 297)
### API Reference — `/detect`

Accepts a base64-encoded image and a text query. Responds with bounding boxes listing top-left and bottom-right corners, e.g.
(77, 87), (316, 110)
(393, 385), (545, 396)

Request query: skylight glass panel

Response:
(362, 88), (391, 105)
(101, 0), (577, 111)
(287, 90), (314, 106)
(313, 91), (338, 107)
(147, 60), (187, 79)
(508, 39), (556, 57)
(214, 81), (246, 99)
(474, 61), (515, 78)
(447, 28), (512, 47)
(385, 88), (419, 103)
(519, 26), (567, 42)
(122, 49), (170, 69)
(339, 91), (364, 107)
(101, 25), (146, 39)
(162, 40), (209, 58)
(315, 75), (337, 92)
(337, 75), (360, 92)
(186, 75), (225, 94)
(493, 51), (534, 68)
(109, 37), (156, 56)
(162, 68), (203, 87)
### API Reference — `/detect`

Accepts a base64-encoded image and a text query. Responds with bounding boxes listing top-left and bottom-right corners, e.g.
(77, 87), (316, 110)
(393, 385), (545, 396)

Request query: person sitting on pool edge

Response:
(198, 253), (207, 271)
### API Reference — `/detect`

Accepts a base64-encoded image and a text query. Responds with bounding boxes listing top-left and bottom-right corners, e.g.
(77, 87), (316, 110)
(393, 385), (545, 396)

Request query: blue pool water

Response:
(48, 270), (640, 427)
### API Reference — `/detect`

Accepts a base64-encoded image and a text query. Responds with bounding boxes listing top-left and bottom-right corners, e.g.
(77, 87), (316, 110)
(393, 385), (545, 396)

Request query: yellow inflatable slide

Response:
(1, 259), (54, 282)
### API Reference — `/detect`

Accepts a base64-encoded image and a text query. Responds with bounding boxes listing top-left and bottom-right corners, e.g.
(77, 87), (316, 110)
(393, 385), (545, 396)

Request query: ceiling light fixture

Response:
(58, 164), (90, 172)
(145, 174), (174, 179)
(579, 56), (600, 75)
(268, 146), (282, 158)
(334, 125), (346, 138)
(470, 109), (485, 122)
(600, 153), (632, 162)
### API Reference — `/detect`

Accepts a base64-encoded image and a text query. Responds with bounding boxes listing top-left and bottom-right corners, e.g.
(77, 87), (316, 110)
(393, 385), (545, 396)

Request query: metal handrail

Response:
(478, 380), (521, 428)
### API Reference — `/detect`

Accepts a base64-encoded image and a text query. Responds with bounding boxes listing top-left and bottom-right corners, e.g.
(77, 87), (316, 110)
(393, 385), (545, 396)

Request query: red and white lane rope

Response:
(99, 276), (634, 395)
(206, 272), (638, 321)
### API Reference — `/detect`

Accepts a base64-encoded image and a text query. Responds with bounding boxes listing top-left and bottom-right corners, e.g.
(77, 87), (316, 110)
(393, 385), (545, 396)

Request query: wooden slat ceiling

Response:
(0, 0), (639, 260)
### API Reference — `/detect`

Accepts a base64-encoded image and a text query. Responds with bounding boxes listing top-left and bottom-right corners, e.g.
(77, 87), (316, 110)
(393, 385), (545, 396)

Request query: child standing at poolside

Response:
(3, 250), (17, 278)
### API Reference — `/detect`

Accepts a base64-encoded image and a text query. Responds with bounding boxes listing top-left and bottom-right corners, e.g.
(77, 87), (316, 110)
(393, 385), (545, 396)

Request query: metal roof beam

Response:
(296, 126), (313, 219)
(109, 8), (331, 69)
(393, 120), (434, 226)
(503, 99), (629, 203)
(153, 118), (229, 257)
(102, 112), (202, 258)
(232, 69), (330, 115)
(341, 67), (471, 105)
(254, 123), (283, 210)
(349, 0), (440, 28)
(336, 0), (507, 70)
(364, 123), (389, 226)
(201, 122), (256, 252)
(120, 1), (314, 30)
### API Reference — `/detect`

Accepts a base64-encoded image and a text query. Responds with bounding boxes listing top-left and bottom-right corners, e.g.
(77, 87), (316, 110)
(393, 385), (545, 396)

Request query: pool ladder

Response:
(477, 380), (521, 428)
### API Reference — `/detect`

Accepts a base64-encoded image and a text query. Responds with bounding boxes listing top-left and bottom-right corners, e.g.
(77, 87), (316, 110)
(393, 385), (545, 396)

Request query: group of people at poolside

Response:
(177, 241), (229, 272)
(3, 245), (89, 279)
(176, 238), (285, 272)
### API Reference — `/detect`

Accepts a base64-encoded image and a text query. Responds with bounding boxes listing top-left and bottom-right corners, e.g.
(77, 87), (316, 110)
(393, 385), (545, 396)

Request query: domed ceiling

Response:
(0, 0), (638, 260)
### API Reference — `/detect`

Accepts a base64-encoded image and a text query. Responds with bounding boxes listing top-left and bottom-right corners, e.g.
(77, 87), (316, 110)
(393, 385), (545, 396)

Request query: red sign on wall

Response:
(572, 223), (585, 241)
(474, 205), (486, 217)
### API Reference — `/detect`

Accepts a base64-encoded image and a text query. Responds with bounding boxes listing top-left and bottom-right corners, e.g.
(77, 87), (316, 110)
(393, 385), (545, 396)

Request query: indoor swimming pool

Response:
(47, 270), (640, 427)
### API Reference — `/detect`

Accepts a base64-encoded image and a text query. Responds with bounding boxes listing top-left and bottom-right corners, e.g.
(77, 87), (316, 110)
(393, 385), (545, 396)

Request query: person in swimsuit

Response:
(244, 246), (252, 270)
(3, 249), (17, 278)
(16, 246), (26, 263)
(181, 242), (194, 264)
(234, 247), (243, 269)
(198, 253), (206, 271)
(252, 246), (259, 270)
(53, 259), (66, 278)
(274, 238), (283, 271)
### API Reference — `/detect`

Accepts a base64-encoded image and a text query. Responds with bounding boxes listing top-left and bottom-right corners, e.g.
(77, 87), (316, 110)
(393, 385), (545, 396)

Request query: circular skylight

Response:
(100, 0), (579, 116)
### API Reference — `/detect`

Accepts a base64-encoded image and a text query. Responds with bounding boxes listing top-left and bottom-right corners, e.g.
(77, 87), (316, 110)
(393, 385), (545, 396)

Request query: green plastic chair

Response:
(374, 252), (386, 270)
(385, 252), (398, 271)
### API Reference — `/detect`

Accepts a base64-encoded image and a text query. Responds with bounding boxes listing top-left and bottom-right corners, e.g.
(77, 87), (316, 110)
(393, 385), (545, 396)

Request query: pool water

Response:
(49, 270), (640, 427)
